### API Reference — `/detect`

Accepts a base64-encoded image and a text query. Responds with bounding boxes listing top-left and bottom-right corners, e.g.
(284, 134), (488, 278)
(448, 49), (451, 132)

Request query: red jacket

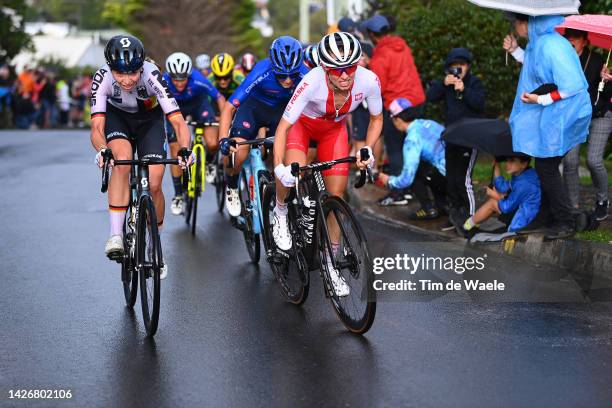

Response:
(369, 35), (425, 109)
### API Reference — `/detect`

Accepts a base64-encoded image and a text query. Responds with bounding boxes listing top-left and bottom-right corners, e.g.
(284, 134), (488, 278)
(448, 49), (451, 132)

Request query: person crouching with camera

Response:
(426, 47), (485, 233)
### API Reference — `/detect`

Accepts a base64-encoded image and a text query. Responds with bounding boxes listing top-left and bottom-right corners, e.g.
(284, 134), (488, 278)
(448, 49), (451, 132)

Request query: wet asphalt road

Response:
(1, 130), (612, 408)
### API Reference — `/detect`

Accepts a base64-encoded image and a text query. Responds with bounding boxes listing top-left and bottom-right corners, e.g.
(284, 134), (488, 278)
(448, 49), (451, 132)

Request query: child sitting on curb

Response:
(375, 97), (448, 220)
(460, 157), (541, 236)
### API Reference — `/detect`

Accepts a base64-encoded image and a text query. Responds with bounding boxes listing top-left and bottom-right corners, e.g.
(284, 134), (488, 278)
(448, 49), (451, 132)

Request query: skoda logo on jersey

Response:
(136, 86), (147, 99)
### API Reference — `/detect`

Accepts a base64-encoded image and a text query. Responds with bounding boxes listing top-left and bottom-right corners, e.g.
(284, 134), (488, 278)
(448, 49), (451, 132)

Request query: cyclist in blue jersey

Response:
(218, 36), (307, 217)
(164, 52), (226, 215)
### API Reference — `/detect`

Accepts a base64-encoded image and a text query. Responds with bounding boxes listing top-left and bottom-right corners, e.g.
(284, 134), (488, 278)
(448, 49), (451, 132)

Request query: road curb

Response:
(347, 185), (612, 280)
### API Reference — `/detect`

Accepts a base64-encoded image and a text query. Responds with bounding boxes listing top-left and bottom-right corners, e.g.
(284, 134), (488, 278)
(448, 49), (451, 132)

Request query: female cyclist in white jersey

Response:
(272, 32), (383, 296)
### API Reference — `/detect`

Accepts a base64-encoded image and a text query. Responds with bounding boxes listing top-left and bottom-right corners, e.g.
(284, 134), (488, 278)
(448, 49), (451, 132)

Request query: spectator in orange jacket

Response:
(363, 14), (426, 206)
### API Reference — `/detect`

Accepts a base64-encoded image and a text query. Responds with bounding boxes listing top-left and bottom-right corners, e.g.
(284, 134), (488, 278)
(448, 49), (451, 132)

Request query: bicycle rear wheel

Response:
(122, 204), (138, 307)
(262, 182), (309, 305)
(239, 170), (260, 263)
(137, 195), (161, 337)
(319, 196), (376, 334)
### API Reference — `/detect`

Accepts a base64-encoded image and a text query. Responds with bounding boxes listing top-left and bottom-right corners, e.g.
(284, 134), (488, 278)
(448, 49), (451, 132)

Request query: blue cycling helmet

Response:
(104, 35), (145, 73)
(269, 36), (303, 75)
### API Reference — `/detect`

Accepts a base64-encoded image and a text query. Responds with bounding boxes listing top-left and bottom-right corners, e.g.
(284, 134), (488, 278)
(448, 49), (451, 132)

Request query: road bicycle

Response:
(261, 148), (376, 334)
(183, 121), (221, 234)
(228, 137), (274, 263)
(101, 149), (188, 337)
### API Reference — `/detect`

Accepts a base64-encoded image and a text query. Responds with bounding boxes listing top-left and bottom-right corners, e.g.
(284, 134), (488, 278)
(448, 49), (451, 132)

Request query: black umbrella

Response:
(442, 117), (528, 159)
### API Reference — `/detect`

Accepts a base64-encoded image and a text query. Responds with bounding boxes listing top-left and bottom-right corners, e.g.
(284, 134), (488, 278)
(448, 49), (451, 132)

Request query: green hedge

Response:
(380, 0), (524, 120)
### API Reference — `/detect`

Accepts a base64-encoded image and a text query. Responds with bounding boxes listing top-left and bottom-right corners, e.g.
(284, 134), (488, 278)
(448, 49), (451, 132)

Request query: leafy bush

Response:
(379, 0), (522, 120)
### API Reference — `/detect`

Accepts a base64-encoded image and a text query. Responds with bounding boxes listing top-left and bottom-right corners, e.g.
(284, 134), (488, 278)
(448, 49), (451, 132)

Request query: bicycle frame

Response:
(237, 144), (269, 235)
(187, 124), (206, 198)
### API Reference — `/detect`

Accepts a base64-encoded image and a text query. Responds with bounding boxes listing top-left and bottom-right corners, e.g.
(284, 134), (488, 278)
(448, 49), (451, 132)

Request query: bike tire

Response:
(239, 170), (260, 263)
(191, 190), (198, 236)
(319, 196), (376, 334)
(190, 158), (202, 235)
(261, 181), (309, 305)
(122, 204), (138, 307)
(214, 154), (225, 213)
(137, 195), (161, 337)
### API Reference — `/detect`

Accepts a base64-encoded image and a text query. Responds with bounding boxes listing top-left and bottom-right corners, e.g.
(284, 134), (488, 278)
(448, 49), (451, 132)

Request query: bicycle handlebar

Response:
(187, 121), (219, 127)
(227, 137), (274, 169)
(100, 149), (189, 193)
(289, 147), (373, 189)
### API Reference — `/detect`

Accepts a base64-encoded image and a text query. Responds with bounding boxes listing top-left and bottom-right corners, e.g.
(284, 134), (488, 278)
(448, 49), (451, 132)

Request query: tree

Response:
(27, 0), (110, 30)
(102, 0), (261, 62)
(0, 0), (32, 63)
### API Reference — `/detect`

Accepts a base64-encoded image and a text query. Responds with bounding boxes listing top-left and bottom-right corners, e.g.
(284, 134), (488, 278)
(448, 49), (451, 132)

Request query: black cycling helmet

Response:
(104, 35), (145, 73)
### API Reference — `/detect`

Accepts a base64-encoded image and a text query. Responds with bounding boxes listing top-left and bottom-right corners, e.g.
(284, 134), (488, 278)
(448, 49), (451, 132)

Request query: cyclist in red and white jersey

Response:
(272, 32), (383, 296)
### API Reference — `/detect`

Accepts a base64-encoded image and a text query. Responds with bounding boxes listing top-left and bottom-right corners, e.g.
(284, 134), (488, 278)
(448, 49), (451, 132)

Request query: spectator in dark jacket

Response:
(562, 28), (612, 221)
(363, 14), (426, 206)
(427, 47), (486, 229)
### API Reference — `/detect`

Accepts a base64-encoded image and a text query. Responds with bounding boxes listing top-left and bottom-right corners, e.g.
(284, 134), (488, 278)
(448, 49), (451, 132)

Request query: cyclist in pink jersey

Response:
(272, 32), (383, 296)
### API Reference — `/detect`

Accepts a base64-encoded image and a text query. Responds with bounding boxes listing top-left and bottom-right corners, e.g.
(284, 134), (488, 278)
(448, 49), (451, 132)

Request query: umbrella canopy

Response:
(442, 118), (528, 158)
(555, 14), (612, 50)
(467, 0), (580, 16)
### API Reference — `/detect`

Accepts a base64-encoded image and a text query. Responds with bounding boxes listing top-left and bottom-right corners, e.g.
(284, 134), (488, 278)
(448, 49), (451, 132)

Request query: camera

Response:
(445, 66), (462, 78)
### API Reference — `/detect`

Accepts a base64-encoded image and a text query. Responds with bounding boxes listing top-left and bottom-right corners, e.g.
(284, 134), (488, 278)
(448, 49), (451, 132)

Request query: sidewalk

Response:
(347, 181), (612, 280)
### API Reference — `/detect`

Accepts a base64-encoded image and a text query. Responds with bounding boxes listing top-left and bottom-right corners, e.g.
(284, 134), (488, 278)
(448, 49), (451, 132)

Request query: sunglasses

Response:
(325, 65), (358, 77)
(274, 72), (301, 81)
(216, 74), (232, 81)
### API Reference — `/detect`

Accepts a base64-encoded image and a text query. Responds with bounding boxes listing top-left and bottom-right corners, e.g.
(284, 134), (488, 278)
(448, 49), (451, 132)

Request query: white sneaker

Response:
(160, 258), (168, 280)
(225, 186), (241, 217)
(205, 162), (216, 183)
(327, 261), (350, 297)
(272, 211), (292, 251)
(170, 196), (184, 215)
(105, 235), (124, 258)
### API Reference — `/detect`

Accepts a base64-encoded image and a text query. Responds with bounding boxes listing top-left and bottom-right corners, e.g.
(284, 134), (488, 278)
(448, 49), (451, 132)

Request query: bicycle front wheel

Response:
(214, 153), (225, 213)
(122, 204), (138, 307)
(319, 196), (376, 334)
(262, 181), (309, 305)
(137, 195), (162, 337)
(239, 170), (260, 263)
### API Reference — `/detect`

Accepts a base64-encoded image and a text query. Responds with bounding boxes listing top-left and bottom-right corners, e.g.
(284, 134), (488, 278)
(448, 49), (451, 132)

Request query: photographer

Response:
(426, 48), (485, 230)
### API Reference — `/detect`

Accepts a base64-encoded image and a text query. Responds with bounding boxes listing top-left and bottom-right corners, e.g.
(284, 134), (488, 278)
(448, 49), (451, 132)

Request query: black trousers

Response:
(445, 142), (477, 215)
(382, 109), (406, 176)
(412, 161), (448, 210)
(534, 156), (574, 226)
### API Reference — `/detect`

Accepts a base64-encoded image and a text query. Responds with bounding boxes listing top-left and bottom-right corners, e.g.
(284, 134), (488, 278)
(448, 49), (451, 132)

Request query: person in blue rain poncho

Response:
(507, 13), (591, 240)
(375, 98), (448, 221)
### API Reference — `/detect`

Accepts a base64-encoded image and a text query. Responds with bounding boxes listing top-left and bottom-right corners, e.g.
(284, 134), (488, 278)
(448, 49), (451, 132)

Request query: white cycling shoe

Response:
(272, 211), (292, 251)
(205, 163), (216, 184)
(225, 186), (241, 217)
(160, 259), (168, 280)
(105, 235), (124, 259)
(327, 261), (350, 297)
(170, 196), (184, 216)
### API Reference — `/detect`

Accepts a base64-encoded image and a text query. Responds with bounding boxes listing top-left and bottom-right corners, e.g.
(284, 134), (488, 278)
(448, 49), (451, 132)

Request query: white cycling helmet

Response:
(195, 53), (211, 70)
(317, 32), (362, 69)
(165, 52), (192, 80)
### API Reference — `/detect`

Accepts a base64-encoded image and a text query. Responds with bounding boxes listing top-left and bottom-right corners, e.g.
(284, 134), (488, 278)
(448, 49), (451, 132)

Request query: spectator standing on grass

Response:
(561, 29), (612, 221)
(56, 77), (71, 127)
(362, 14), (426, 206)
(506, 13), (591, 240)
(426, 47), (485, 230)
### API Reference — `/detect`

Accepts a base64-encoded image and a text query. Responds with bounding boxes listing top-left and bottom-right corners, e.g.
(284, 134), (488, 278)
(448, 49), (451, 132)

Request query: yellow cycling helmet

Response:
(211, 53), (235, 77)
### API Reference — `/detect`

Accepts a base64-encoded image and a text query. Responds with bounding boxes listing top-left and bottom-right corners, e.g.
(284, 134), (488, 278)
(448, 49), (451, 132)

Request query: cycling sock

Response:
(274, 198), (288, 216)
(172, 176), (182, 196)
(109, 205), (128, 236)
(226, 173), (239, 189)
(463, 216), (478, 231)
